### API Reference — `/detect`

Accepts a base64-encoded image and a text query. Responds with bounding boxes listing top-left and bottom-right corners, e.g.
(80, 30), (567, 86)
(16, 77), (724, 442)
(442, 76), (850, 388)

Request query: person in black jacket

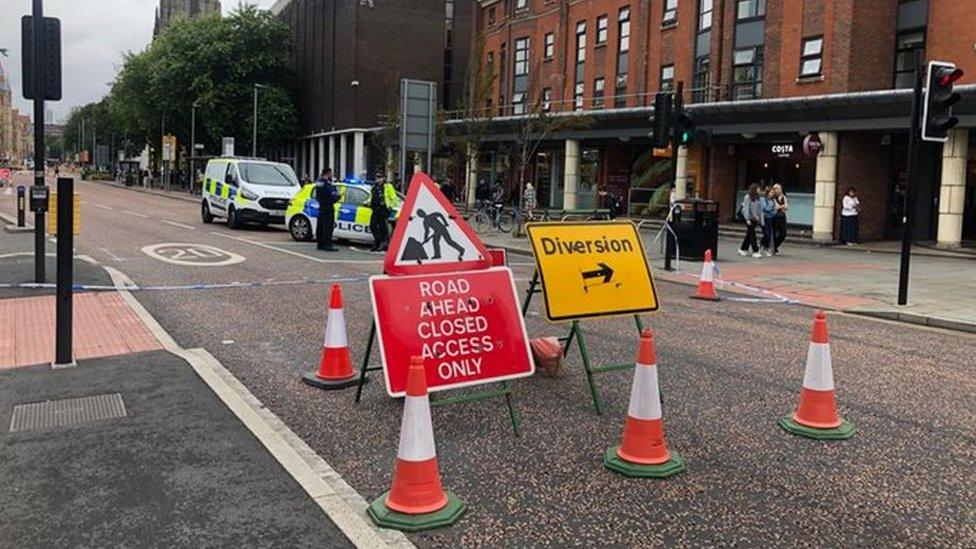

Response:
(369, 174), (390, 252)
(316, 168), (339, 251)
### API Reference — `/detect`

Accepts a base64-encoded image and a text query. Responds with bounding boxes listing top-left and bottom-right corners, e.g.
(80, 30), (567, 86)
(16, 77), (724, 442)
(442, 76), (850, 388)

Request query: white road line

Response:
(93, 203), (114, 210)
(122, 210), (150, 219)
(161, 220), (197, 230)
(102, 266), (411, 548)
(99, 247), (129, 262)
(211, 232), (382, 264)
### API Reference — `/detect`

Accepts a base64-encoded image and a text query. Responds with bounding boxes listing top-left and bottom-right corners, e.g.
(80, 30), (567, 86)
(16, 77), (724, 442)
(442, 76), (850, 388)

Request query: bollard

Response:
(54, 177), (74, 367)
(17, 185), (26, 227)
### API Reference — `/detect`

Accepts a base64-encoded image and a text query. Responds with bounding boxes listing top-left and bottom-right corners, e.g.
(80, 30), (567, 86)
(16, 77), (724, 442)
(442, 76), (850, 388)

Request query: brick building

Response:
(154, 0), (222, 37)
(272, 0), (474, 181)
(450, 0), (976, 247)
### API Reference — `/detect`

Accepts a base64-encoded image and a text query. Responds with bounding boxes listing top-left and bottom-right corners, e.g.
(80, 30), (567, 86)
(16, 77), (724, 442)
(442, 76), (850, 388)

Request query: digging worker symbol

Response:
(401, 209), (467, 262)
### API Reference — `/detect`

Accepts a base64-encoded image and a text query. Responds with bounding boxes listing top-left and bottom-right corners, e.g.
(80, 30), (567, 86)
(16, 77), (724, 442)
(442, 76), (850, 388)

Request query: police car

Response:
(285, 180), (402, 244)
(200, 158), (302, 229)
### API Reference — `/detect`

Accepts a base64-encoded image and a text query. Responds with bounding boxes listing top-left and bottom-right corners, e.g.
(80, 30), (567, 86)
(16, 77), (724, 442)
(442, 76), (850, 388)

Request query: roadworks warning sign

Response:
(525, 221), (658, 321)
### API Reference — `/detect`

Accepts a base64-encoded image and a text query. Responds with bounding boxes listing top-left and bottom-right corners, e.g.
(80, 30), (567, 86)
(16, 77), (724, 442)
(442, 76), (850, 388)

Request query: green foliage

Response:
(65, 5), (298, 162)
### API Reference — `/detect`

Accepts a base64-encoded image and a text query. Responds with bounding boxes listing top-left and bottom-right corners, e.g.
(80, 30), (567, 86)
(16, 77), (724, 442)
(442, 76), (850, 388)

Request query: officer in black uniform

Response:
(315, 168), (339, 251)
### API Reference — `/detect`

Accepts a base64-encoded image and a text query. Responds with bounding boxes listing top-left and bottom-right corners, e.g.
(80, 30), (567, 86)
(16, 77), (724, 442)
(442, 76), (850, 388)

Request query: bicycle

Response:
(472, 201), (515, 233)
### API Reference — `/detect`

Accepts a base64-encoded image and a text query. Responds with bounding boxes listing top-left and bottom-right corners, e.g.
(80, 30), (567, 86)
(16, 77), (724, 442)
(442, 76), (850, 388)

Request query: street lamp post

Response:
(253, 84), (267, 158)
(190, 101), (198, 194)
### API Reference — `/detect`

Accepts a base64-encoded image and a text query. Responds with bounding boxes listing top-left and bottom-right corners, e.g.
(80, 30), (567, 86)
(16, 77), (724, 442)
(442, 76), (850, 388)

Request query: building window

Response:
(799, 36), (823, 77)
(894, 29), (925, 89)
(544, 32), (554, 59)
(488, 7), (496, 26)
(487, 51), (494, 71)
(698, 0), (713, 31)
(513, 92), (525, 115)
(596, 15), (608, 45)
(692, 56), (710, 103)
(514, 37), (529, 77)
(593, 78), (605, 108)
(662, 0), (678, 26)
(575, 21), (586, 109)
(732, 46), (763, 100)
(515, 0), (527, 11)
(737, 0), (766, 21)
(498, 94), (505, 116)
(541, 88), (552, 111)
(660, 64), (675, 92)
(615, 7), (630, 107)
(513, 37), (529, 114)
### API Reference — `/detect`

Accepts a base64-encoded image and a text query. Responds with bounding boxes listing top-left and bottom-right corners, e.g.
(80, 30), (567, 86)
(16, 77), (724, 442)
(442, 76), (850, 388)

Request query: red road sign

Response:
(384, 172), (492, 276)
(0, 168), (11, 181)
(369, 266), (534, 397)
(487, 248), (507, 267)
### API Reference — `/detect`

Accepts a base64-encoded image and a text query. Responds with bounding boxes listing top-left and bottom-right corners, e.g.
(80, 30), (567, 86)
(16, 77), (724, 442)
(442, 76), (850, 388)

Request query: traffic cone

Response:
(604, 329), (685, 478)
(690, 249), (720, 301)
(779, 311), (854, 440)
(301, 283), (359, 390)
(368, 357), (466, 532)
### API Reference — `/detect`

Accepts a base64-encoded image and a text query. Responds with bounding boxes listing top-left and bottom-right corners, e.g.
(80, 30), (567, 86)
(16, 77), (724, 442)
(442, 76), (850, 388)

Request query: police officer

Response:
(369, 174), (390, 252)
(315, 168), (339, 251)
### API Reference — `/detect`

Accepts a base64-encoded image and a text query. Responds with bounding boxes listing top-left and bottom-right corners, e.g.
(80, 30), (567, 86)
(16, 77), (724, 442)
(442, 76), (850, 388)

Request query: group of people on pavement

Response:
(311, 167), (400, 253)
(738, 182), (790, 258)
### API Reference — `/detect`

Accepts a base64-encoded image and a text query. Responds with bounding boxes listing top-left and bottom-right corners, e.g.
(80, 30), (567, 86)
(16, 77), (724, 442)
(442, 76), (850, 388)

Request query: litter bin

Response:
(671, 199), (720, 260)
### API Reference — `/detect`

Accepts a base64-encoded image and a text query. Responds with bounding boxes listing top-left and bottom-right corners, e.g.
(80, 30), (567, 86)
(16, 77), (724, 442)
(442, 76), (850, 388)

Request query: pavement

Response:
(478, 227), (976, 333)
(1, 174), (974, 546)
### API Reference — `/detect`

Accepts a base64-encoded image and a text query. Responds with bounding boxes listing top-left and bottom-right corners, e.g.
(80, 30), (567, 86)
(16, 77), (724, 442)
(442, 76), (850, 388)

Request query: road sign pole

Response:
(898, 50), (924, 306)
(54, 177), (73, 366)
(32, 0), (46, 283)
(664, 81), (683, 272)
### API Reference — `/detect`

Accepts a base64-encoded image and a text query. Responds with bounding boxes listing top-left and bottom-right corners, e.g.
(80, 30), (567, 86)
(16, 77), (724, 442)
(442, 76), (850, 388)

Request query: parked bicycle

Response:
(472, 201), (515, 233)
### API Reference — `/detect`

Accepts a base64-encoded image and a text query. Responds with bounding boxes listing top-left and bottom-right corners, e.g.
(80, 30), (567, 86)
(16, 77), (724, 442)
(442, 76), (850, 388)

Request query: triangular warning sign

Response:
(384, 172), (492, 276)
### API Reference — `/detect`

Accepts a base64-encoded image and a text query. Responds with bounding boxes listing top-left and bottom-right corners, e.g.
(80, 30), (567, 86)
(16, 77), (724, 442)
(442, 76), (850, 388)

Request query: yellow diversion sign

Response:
(525, 221), (658, 321)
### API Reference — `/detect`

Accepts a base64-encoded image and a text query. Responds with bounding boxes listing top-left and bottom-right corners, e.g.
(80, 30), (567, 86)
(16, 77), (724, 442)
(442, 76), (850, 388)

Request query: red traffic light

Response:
(938, 67), (964, 87)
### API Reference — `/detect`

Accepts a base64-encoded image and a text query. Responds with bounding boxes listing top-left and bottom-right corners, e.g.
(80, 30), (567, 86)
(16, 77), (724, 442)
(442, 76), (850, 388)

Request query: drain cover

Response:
(9, 393), (127, 433)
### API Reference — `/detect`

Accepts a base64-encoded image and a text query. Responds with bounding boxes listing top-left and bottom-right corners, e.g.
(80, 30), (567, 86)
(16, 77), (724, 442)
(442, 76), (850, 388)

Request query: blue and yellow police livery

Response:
(285, 180), (402, 244)
(201, 158), (302, 229)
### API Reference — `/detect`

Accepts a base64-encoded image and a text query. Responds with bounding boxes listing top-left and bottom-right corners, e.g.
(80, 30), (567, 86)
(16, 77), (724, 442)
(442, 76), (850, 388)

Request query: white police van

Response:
(200, 158), (302, 229)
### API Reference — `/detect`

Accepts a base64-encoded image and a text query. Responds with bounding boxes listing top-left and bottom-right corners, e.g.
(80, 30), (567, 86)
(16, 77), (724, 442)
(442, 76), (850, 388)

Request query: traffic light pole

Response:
(897, 50), (924, 306)
(32, 0), (46, 283)
(664, 81), (683, 272)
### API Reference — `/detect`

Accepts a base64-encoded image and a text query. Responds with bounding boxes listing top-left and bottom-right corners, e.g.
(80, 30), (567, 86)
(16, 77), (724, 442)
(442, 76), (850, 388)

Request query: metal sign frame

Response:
(399, 79), (436, 184)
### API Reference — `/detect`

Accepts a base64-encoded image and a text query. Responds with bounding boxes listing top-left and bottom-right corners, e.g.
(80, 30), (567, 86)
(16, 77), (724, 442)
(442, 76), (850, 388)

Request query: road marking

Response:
(161, 220), (197, 230)
(93, 203), (114, 210)
(102, 266), (413, 548)
(211, 232), (382, 264)
(222, 340), (235, 345)
(122, 210), (150, 219)
(142, 243), (245, 266)
(100, 248), (129, 262)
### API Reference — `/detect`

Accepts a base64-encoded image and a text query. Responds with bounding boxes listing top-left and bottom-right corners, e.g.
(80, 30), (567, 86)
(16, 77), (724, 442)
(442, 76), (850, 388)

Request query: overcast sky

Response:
(1, 1), (277, 124)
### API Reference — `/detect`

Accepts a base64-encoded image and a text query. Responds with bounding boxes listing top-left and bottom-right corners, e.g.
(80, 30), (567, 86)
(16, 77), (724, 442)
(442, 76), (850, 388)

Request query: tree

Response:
(450, 35), (497, 202)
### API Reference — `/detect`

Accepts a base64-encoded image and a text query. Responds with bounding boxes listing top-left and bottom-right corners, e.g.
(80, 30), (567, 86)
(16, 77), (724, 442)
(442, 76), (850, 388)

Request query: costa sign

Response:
(369, 267), (534, 397)
(803, 132), (823, 158)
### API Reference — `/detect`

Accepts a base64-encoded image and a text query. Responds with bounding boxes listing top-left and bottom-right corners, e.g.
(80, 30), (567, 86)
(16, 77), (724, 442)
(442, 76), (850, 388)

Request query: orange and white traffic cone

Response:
(368, 357), (466, 531)
(690, 248), (720, 301)
(604, 329), (685, 478)
(779, 311), (854, 440)
(301, 283), (358, 390)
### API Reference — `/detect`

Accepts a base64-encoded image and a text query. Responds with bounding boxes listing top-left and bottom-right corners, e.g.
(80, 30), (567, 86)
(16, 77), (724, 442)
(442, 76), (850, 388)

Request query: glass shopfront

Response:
(734, 142), (816, 227)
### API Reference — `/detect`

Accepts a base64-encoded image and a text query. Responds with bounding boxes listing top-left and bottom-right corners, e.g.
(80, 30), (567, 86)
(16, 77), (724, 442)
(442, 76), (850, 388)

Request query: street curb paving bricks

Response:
(0, 212), (34, 233)
(87, 179), (200, 204)
(101, 265), (415, 548)
(849, 310), (976, 335)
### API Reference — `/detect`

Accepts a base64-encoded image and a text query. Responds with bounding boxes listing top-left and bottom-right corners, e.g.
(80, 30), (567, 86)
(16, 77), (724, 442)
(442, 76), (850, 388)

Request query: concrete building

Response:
(451, 0), (976, 248)
(154, 0), (222, 37)
(271, 0), (474, 181)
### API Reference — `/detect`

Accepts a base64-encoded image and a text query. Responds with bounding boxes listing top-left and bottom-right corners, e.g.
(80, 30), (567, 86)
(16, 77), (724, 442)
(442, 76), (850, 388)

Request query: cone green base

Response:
(367, 490), (466, 532)
(690, 294), (721, 302)
(779, 416), (855, 440)
(301, 371), (361, 390)
(603, 446), (685, 478)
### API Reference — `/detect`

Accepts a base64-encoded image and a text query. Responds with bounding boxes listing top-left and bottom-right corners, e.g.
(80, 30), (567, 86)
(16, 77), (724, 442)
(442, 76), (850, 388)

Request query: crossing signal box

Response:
(652, 92), (673, 149)
(921, 61), (963, 143)
(676, 110), (695, 146)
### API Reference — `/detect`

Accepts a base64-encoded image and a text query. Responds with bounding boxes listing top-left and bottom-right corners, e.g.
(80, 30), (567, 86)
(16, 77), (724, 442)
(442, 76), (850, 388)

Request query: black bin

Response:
(671, 199), (720, 260)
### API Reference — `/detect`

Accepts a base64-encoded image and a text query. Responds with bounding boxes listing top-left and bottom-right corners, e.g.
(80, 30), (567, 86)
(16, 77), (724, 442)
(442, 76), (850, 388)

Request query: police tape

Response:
(0, 274), (538, 293)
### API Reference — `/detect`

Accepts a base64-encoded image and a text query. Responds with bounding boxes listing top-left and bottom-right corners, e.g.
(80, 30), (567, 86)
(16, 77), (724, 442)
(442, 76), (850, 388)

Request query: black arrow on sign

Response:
(582, 262), (614, 284)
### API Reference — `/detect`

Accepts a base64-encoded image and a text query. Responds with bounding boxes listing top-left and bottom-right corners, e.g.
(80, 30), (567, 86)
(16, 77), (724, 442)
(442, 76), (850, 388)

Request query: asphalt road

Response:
(2, 175), (974, 546)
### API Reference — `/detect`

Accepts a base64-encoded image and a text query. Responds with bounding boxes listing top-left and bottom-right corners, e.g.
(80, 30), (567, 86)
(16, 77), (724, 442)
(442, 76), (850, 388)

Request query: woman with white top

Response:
(839, 186), (861, 245)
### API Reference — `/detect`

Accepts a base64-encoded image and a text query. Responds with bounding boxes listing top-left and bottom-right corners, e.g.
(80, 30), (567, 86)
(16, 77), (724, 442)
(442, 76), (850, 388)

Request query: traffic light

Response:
(921, 61), (963, 143)
(652, 91), (673, 149)
(675, 109), (695, 146)
(21, 16), (62, 101)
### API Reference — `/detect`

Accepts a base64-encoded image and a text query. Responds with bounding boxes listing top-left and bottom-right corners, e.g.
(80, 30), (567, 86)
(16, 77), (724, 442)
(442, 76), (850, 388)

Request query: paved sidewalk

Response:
(482, 228), (976, 332)
(0, 350), (350, 548)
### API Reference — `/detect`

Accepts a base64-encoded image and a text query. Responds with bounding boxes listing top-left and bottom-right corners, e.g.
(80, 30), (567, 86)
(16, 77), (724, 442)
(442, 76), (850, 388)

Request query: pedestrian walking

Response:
(315, 167), (339, 252)
(760, 185), (776, 256)
(770, 183), (789, 255)
(839, 186), (861, 245)
(523, 181), (537, 211)
(739, 183), (764, 258)
(440, 178), (456, 202)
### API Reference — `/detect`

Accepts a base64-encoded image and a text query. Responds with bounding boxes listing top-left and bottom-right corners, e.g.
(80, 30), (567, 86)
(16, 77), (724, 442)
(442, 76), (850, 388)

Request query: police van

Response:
(285, 179), (402, 244)
(200, 158), (302, 229)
